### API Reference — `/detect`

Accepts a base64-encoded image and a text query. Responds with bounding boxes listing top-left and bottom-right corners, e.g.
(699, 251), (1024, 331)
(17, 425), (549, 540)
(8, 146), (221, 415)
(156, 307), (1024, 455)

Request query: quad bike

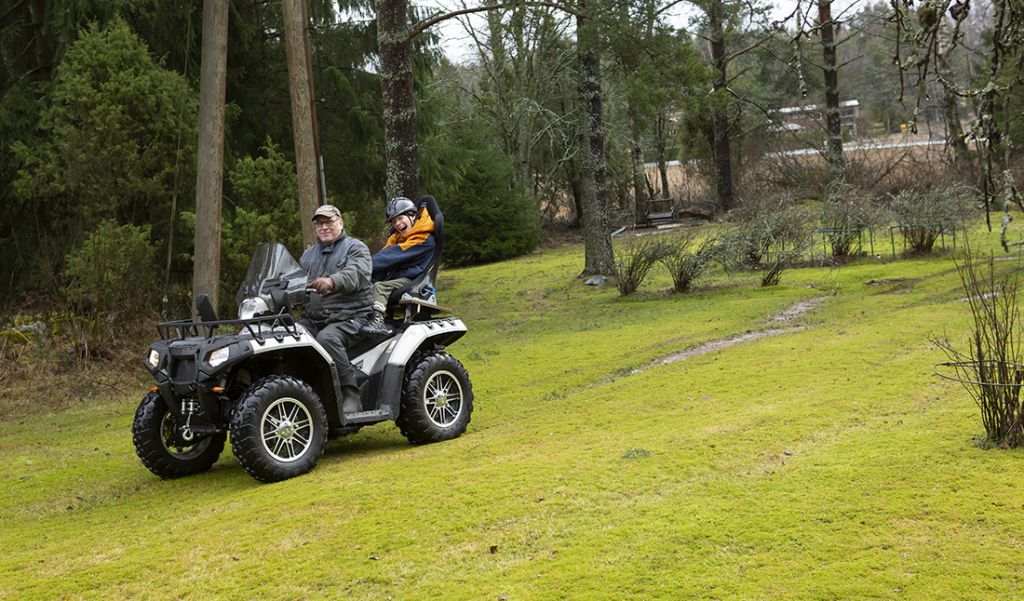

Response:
(134, 196), (472, 483)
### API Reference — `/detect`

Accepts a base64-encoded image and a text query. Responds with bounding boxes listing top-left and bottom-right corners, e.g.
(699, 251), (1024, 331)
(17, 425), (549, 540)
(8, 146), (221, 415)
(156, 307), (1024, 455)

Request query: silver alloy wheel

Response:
(423, 370), (464, 428)
(260, 397), (314, 462)
(160, 413), (211, 459)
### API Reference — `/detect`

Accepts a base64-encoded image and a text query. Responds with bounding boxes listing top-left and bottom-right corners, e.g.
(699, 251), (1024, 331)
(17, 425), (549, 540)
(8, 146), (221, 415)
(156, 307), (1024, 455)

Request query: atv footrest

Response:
(399, 297), (452, 313)
(344, 409), (392, 425)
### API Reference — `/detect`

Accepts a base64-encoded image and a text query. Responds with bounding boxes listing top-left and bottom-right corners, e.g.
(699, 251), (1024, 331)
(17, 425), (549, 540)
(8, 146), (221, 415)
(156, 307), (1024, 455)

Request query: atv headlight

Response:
(238, 296), (270, 320)
(206, 346), (230, 368)
(146, 349), (160, 369)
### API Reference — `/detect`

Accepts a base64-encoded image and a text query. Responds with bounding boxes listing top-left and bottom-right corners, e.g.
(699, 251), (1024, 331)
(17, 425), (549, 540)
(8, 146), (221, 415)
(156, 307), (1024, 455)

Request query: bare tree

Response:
(705, 0), (735, 211)
(406, 0), (616, 275)
(818, 0), (844, 182)
(628, 107), (649, 225)
(936, 19), (969, 162)
(889, 0), (1024, 230)
(772, 0), (858, 185)
(467, 3), (577, 200)
(688, 0), (780, 211)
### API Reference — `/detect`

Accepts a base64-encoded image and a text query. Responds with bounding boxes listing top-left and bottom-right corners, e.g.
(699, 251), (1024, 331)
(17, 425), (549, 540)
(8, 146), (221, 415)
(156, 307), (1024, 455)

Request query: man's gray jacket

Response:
(299, 231), (374, 322)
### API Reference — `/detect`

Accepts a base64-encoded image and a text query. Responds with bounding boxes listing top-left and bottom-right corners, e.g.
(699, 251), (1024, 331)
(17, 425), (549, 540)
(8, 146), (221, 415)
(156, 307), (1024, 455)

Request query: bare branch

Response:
(652, 0), (689, 18)
(725, 84), (830, 147)
(408, 0), (581, 39)
(724, 32), (774, 62)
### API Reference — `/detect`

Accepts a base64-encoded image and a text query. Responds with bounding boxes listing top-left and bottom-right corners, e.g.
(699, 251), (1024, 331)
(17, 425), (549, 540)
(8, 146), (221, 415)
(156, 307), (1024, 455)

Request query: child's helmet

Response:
(385, 197), (417, 221)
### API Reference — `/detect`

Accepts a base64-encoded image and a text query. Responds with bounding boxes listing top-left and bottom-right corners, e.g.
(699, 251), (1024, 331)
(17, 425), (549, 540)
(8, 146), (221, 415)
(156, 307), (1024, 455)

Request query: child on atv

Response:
(363, 197), (436, 336)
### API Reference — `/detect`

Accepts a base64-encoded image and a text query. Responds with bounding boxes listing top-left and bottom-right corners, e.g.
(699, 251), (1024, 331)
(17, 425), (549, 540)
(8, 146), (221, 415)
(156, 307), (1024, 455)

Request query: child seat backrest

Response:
(386, 194), (443, 307)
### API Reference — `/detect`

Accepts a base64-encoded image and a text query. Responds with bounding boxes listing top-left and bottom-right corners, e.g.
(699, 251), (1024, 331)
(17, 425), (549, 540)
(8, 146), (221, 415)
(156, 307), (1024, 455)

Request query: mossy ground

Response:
(3, 221), (1023, 600)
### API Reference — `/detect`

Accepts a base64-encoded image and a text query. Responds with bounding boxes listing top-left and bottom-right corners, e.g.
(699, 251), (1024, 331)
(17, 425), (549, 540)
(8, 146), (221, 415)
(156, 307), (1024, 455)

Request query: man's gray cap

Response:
(311, 204), (342, 221)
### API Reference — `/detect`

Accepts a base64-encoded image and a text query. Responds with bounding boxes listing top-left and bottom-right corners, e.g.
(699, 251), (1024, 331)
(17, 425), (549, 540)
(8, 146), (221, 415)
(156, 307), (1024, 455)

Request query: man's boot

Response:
(362, 311), (392, 337)
(339, 373), (362, 414)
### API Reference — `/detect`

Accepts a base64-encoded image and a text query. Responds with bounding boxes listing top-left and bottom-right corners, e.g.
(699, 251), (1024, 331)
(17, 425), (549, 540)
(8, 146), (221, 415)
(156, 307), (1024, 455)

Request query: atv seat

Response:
(385, 195), (447, 319)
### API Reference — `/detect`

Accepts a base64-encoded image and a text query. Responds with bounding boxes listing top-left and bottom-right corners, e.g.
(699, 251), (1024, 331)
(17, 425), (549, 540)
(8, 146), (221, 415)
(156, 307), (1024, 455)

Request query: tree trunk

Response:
(819, 0), (845, 183)
(193, 0), (229, 312)
(937, 22), (969, 161)
(486, 3), (507, 76)
(283, 0), (320, 246)
(576, 11), (615, 276)
(27, 0), (54, 78)
(485, 1), (527, 187)
(941, 89), (968, 161)
(654, 112), (670, 198)
(708, 0), (734, 212)
(1003, 89), (1013, 169)
(980, 0), (1008, 231)
(629, 110), (648, 226)
(377, 0), (419, 199)
(569, 169), (583, 228)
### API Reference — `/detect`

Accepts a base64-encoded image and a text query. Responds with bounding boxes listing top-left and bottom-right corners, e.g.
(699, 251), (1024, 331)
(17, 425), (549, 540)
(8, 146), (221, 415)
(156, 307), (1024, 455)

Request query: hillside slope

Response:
(3, 229), (1023, 600)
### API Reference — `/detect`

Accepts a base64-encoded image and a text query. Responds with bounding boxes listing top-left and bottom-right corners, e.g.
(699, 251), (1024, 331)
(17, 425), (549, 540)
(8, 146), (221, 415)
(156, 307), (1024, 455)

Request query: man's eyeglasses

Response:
(315, 219), (338, 229)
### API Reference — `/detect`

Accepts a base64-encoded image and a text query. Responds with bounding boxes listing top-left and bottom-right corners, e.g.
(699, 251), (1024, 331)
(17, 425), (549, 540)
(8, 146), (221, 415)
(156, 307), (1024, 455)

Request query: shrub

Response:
(821, 182), (888, 257)
(659, 231), (719, 292)
(721, 194), (813, 286)
(937, 248), (1024, 447)
(759, 242), (811, 286)
(178, 141), (306, 315)
(442, 179), (541, 266)
(890, 184), (976, 254)
(614, 236), (666, 296)
(222, 140), (303, 306)
(10, 18), (196, 294)
(422, 120), (540, 267)
(62, 221), (156, 360)
(64, 221), (156, 317)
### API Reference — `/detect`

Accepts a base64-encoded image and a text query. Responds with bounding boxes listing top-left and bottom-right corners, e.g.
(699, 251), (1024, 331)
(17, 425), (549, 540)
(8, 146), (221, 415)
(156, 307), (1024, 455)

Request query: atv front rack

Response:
(157, 313), (300, 342)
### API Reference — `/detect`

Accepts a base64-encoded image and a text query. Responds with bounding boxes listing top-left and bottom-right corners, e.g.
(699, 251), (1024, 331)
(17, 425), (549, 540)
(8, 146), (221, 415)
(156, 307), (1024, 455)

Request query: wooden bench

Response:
(646, 198), (675, 226)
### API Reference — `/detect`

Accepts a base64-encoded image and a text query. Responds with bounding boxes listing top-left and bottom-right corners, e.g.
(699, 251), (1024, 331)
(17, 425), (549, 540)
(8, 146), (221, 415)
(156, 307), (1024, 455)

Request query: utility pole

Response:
(308, 0), (329, 206)
(193, 0), (229, 312)
(282, 0), (321, 246)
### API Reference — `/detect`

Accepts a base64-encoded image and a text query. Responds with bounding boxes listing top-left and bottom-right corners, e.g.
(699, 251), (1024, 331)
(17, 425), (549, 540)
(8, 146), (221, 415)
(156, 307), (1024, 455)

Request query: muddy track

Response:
(649, 295), (830, 367)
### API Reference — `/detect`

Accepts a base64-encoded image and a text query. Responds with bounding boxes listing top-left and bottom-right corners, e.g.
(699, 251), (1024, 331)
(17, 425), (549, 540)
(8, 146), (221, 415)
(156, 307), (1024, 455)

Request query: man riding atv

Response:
(298, 204), (373, 415)
(134, 196), (473, 483)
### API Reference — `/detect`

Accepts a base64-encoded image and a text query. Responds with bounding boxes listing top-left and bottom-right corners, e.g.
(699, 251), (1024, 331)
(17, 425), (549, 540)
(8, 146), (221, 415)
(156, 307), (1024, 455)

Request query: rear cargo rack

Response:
(156, 313), (299, 343)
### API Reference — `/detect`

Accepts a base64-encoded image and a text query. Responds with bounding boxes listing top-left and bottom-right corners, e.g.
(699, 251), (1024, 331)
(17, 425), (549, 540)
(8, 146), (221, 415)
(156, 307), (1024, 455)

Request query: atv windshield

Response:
(236, 243), (307, 304)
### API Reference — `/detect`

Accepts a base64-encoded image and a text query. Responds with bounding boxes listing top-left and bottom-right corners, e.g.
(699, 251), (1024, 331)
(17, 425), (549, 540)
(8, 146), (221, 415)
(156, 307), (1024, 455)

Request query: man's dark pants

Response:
(298, 314), (371, 387)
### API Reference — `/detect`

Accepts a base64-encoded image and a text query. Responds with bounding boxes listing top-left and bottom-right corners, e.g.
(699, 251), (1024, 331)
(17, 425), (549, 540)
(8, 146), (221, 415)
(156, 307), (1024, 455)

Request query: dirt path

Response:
(650, 295), (829, 367)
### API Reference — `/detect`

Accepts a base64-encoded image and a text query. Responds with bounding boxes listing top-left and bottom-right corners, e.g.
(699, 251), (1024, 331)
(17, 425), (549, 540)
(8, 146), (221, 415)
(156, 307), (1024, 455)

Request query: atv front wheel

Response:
(397, 352), (473, 444)
(133, 391), (226, 479)
(230, 376), (327, 483)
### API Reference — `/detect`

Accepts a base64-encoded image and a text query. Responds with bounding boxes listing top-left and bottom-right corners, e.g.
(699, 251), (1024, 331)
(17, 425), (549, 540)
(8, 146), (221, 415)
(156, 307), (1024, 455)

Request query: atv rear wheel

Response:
(133, 391), (225, 479)
(397, 352), (473, 444)
(230, 376), (327, 483)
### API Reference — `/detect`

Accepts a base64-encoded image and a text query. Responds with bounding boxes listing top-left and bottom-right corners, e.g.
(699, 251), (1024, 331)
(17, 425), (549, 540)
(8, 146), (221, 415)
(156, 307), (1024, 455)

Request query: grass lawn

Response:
(3, 221), (1024, 600)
